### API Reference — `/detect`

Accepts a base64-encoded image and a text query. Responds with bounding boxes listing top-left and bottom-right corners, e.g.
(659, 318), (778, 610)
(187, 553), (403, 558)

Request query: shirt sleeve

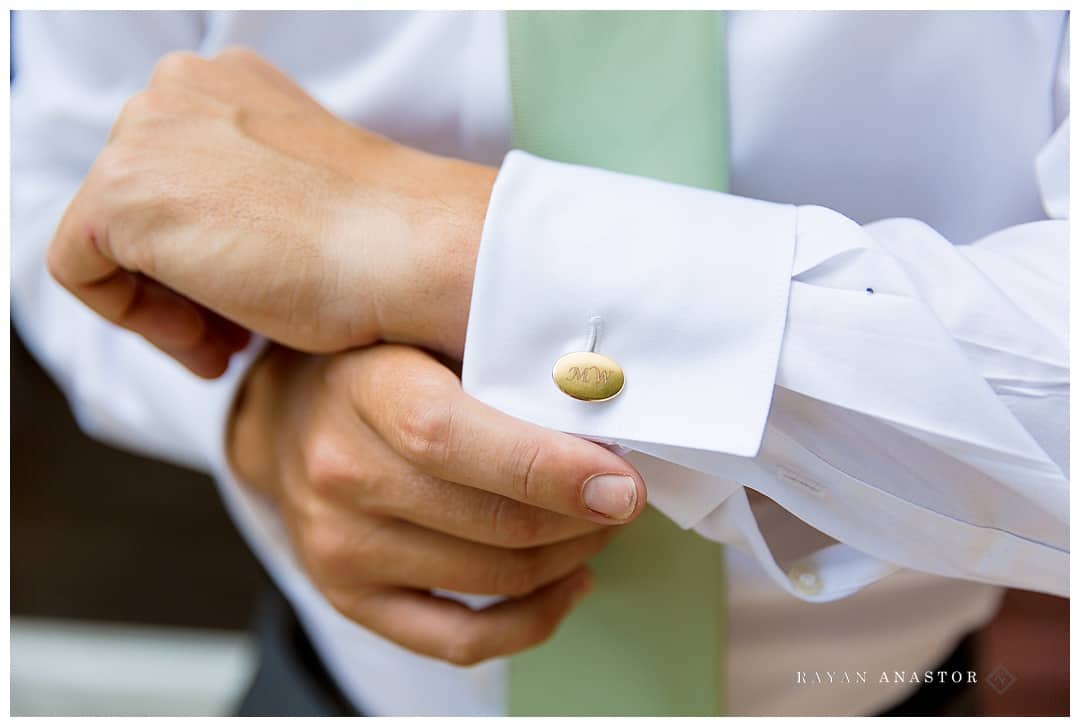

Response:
(462, 52), (1069, 602)
(11, 10), (260, 474)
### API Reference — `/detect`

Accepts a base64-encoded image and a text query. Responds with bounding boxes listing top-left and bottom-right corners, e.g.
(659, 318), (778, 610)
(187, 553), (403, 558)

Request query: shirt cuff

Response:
(462, 150), (797, 457)
(200, 336), (270, 479)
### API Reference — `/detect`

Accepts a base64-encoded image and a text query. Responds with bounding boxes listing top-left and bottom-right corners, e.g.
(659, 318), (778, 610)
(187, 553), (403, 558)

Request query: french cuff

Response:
(697, 486), (902, 603)
(462, 150), (797, 456)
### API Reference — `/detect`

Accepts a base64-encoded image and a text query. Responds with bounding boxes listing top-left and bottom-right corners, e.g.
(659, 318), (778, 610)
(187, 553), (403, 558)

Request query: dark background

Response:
(8, 10), (262, 696)
(11, 326), (261, 629)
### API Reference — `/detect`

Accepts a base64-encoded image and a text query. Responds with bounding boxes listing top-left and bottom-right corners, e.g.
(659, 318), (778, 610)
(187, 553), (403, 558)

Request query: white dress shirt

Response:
(11, 10), (1068, 716)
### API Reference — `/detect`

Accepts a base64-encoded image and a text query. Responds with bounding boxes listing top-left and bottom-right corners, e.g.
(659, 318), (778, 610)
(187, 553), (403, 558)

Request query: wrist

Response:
(425, 156), (497, 359)
(375, 152), (497, 360)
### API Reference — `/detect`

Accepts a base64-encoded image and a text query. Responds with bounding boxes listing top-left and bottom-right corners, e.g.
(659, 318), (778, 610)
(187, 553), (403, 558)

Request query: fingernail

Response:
(582, 474), (637, 520)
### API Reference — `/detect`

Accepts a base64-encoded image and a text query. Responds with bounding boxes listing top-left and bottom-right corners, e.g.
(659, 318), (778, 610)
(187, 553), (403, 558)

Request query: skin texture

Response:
(229, 344), (647, 664)
(48, 48), (650, 664)
(47, 47), (496, 378)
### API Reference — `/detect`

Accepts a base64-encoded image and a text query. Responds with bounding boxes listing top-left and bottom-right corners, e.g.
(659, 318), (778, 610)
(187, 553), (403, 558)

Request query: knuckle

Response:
(216, 45), (262, 65)
(301, 527), (356, 577)
(395, 398), (453, 469)
(507, 438), (544, 504)
(302, 431), (360, 499)
(117, 89), (182, 130)
(86, 149), (158, 273)
(443, 627), (487, 667)
(117, 92), (155, 126)
(490, 497), (543, 548)
(491, 550), (543, 597)
(94, 145), (139, 192)
(150, 51), (204, 84)
(322, 587), (366, 626)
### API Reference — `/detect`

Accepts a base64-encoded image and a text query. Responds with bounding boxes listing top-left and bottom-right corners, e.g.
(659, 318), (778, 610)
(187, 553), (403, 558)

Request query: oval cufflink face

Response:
(552, 352), (625, 402)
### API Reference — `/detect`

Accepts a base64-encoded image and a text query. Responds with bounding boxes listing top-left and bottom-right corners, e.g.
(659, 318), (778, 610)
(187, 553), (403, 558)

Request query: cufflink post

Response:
(585, 315), (603, 353)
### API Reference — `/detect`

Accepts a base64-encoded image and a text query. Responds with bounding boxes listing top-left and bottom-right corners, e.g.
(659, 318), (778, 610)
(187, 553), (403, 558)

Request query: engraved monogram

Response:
(566, 365), (610, 385)
(553, 350), (624, 402)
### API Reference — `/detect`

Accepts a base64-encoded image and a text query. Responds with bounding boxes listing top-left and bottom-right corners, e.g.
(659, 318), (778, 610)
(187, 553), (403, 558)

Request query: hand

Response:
(47, 48), (496, 378)
(228, 343), (648, 664)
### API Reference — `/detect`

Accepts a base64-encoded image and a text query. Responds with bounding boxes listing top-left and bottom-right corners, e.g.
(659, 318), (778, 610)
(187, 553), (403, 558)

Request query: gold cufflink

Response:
(552, 317), (625, 402)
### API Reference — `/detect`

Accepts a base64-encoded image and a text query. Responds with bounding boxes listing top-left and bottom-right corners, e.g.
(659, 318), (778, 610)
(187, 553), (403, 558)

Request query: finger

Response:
(142, 295), (250, 377)
(205, 309), (254, 353)
(47, 200), (246, 378)
(374, 479), (607, 548)
(307, 509), (614, 597)
(334, 567), (594, 666)
(390, 522), (613, 596)
(58, 264), (239, 378)
(351, 345), (647, 524)
(315, 411), (606, 547)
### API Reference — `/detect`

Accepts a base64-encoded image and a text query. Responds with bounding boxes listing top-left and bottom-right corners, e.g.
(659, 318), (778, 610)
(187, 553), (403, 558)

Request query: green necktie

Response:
(506, 11), (730, 717)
